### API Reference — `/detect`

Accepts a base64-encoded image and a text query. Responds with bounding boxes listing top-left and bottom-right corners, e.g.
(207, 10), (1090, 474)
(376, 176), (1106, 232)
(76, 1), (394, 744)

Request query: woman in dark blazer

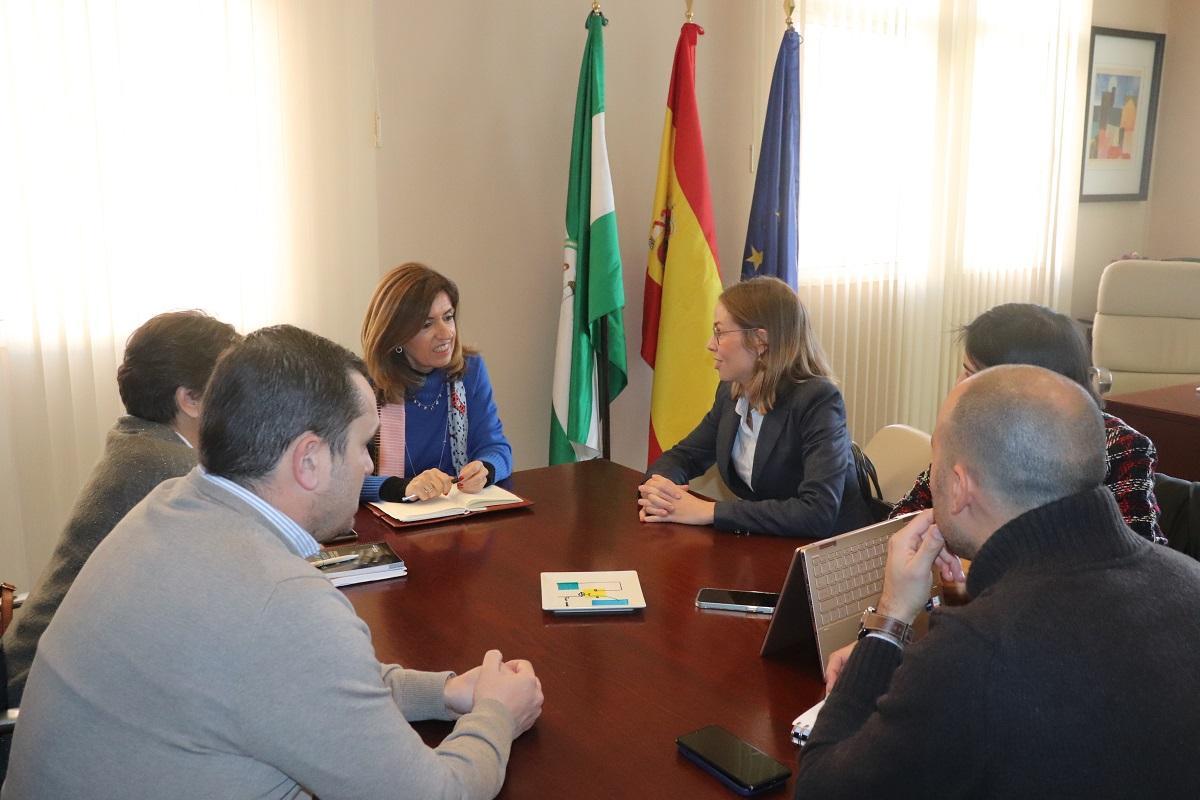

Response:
(638, 277), (871, 538)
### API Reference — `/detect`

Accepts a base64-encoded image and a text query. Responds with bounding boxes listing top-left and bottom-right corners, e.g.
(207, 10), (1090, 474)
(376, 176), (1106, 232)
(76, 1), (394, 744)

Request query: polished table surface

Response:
(1105, 382), (1200, 481)
(349, 459), (826, 798)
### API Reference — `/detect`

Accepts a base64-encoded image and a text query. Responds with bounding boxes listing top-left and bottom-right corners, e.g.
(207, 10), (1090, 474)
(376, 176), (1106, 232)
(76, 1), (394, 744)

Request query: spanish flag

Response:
(641, 22), (723, 465)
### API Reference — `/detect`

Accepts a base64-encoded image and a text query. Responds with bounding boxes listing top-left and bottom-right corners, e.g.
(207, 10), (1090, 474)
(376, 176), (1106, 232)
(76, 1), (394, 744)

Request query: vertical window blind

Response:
(787, 0), (1091, 441)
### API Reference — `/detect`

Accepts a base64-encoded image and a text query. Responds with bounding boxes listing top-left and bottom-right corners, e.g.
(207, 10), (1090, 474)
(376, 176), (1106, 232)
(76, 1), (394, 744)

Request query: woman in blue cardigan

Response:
(639, 277), (871, 538)
(359, 263), (512, 503)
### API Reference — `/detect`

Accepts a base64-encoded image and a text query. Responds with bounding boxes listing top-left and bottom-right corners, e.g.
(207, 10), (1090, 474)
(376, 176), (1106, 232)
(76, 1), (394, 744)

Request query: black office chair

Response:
(2, 581), (19, 784)
(1, 646), (11, 784)
(1155, 473), (1200, 560)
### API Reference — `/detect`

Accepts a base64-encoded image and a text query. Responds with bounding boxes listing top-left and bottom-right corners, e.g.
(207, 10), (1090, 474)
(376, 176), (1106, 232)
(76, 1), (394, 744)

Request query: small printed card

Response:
(540, 570), (646, 614)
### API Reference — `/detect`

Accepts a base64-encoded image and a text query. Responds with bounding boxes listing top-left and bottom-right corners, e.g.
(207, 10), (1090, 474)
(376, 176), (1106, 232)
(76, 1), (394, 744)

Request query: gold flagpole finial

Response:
(592, 0), (600, 12)
(685, 0), (695, 23)
(785, 0), (796, 28)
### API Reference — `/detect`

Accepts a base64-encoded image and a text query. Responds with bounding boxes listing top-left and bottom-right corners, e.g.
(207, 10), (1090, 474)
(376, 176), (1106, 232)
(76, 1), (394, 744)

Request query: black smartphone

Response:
(676, 725), (791, 796)
(695, 588), (779, 614)
(326, 528), (359, 545)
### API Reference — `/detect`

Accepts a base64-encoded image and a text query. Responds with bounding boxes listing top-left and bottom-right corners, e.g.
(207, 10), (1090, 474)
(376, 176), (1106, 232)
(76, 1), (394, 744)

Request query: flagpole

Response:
(598, 318), (611, 459)
(592, 0), (612, 460)
(592, 0), (614, 461)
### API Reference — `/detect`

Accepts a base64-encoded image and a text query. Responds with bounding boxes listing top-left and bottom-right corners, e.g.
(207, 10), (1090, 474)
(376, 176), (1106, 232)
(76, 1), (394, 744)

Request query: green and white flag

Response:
(550, 10), (628, 464)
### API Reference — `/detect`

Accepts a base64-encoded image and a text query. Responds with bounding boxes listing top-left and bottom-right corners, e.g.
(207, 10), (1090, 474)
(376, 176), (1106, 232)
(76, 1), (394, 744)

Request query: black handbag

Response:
(851, 443), (892, 523)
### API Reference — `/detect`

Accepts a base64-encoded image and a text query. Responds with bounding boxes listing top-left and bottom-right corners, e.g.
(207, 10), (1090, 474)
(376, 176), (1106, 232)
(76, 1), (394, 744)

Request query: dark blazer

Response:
(1156, 473), (1200, 559)
(646, 377), (872, 538)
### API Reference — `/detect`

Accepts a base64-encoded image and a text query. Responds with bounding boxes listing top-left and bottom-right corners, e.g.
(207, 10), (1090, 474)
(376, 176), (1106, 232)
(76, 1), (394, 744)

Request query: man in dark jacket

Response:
(795, 364), (1200, 798)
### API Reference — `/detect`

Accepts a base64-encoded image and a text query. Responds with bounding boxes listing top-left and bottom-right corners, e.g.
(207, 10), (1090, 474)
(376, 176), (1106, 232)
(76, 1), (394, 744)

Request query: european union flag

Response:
(741, 28), (800, 288)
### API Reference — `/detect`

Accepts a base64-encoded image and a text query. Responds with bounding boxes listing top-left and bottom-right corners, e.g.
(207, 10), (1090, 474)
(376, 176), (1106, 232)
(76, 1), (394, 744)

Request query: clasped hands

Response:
(637, 474), (716, 526)
(443, 649), (544, 736)
(405, 460), (489, 499)
(824, 510), (965, 693)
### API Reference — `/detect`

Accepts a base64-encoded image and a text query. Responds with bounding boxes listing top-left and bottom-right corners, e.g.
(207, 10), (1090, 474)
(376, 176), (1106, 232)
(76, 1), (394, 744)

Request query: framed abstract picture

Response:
(1080, 27), (1165, 202)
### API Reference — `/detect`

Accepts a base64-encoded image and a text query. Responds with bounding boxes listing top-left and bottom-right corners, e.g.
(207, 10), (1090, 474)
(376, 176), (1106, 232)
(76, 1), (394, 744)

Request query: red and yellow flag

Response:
(641, 22), (723, 465)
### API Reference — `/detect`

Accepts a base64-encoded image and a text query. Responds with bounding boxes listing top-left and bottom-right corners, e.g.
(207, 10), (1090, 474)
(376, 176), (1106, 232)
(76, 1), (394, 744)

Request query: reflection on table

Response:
(349, 459), (826, 798)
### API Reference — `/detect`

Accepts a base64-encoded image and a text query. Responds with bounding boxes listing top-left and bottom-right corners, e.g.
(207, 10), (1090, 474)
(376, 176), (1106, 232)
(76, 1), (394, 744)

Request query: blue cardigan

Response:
(360, 355), (512, 501)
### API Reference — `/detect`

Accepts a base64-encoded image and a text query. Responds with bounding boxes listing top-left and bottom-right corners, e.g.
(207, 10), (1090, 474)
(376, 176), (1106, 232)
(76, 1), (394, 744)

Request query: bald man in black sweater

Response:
(795, 365), (1200, 798)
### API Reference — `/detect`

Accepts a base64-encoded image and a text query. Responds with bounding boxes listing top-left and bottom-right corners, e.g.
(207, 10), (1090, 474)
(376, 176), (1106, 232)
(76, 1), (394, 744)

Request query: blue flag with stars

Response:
(741, 28), (800, 287)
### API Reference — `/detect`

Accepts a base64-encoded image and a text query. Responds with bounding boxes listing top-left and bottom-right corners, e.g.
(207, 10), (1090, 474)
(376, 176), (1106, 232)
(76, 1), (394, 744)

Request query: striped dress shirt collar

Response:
(199, 468), (320, 558)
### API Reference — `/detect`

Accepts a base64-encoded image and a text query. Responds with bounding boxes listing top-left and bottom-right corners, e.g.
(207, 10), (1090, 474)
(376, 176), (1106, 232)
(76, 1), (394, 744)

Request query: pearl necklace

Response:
(405, 383), (449, 475)
(408, 382), (448, 412)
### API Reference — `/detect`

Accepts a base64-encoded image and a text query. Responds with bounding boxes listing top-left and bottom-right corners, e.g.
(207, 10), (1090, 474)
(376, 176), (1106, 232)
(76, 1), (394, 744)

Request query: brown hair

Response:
(720, 277), (833, 412)
(117, 310), (241, 423)
(361, 263), (469, 403)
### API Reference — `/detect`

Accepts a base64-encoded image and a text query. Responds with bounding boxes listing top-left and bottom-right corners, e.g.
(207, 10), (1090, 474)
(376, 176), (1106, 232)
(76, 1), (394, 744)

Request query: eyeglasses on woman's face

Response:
(711, 324), (758, 343)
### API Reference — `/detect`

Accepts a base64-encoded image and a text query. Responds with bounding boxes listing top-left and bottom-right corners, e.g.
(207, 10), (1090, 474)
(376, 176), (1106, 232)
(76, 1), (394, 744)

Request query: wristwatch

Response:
(857, 606), (914, 646)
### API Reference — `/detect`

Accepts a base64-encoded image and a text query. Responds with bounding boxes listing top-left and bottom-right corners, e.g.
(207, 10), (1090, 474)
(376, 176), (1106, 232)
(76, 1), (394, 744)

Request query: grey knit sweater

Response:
(4, 468), (514, 799)
(2, 416), (195, 704)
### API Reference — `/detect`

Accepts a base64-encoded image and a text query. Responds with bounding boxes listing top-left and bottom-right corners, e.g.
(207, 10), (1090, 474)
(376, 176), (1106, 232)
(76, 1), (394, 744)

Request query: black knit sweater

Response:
(795, 486), (1200, 799)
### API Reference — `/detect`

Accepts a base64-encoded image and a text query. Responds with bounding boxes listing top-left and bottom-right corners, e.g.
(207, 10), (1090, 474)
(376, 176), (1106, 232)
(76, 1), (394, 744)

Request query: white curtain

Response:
(784, 0), (1092, 442)
(0, 0), (380, 588)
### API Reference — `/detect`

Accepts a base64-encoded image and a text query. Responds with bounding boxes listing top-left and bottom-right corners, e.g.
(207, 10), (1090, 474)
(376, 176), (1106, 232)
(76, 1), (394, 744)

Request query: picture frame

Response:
(1080, 27), (1165, 202)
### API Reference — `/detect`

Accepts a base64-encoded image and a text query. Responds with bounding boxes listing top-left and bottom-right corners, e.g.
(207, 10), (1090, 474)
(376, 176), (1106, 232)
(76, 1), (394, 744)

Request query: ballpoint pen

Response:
(402, 482), (462, 502)
(312, 553), (359, 568)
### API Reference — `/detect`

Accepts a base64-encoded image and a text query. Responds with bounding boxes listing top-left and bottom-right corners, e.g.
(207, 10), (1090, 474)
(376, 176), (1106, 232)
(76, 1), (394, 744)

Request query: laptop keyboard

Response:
(809, 536), (888, 627)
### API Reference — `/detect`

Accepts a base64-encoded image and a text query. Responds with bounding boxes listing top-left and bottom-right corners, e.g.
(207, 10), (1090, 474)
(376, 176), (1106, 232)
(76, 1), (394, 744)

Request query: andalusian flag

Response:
(742, 27), (800, 287)
(550, 11), (628, 464)
(641, 22), (723, 465)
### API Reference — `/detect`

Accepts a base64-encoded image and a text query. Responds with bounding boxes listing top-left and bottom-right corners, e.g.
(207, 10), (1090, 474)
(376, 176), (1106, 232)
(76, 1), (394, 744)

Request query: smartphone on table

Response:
(695, 588), (779, 614)
(326, 528), (359, 545)
(676, 725), (791, 796)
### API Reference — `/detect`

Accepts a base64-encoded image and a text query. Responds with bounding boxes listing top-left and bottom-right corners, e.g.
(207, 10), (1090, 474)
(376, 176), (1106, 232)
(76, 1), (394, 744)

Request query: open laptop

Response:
(760, 513), (940, 674)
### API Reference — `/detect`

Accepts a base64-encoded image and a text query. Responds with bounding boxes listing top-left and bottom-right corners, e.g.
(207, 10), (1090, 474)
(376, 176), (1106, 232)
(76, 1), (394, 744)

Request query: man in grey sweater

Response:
(2, 310), (240, 707)
(2, 325), (543, 799)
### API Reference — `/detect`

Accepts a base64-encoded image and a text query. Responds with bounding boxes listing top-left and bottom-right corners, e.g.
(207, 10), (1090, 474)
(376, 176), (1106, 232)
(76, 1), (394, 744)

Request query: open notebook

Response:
(370, 484), (530, 526)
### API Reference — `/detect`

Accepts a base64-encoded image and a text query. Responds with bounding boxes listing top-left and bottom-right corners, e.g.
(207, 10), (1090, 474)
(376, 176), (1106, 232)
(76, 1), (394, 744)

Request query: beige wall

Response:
(1072, 0), (1171, 319)
(1148, 0), (1200, 257)
(373, 1), (760, 472)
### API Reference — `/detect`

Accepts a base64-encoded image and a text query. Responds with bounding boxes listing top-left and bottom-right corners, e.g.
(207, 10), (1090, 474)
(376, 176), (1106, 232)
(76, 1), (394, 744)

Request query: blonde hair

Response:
(361, 263), (470, 403)
(720, 277), (833, 412)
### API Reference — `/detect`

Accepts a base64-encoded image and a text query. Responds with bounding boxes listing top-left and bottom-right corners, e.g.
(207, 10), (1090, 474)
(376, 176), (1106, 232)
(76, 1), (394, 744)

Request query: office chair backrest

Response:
(862, 424), (933, 505)
(1093, 260), (1200, 395)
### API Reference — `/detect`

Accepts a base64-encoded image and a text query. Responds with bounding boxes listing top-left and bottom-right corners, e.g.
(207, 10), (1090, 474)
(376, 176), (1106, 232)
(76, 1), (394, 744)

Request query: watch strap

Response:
(858, 606), (914, 645)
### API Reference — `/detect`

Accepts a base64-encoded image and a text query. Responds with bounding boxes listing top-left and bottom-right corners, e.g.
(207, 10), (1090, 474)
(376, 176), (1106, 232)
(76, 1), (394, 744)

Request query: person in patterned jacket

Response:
(890, 303), (1164, 543)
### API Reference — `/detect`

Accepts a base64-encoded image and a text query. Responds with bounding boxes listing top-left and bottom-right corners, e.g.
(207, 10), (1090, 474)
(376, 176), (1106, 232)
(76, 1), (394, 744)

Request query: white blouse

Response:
(731, 394), (764, 491)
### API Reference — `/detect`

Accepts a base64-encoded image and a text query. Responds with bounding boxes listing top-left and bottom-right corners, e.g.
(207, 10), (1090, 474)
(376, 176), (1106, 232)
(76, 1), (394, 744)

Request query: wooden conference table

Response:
(349, 459), (826, 798)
